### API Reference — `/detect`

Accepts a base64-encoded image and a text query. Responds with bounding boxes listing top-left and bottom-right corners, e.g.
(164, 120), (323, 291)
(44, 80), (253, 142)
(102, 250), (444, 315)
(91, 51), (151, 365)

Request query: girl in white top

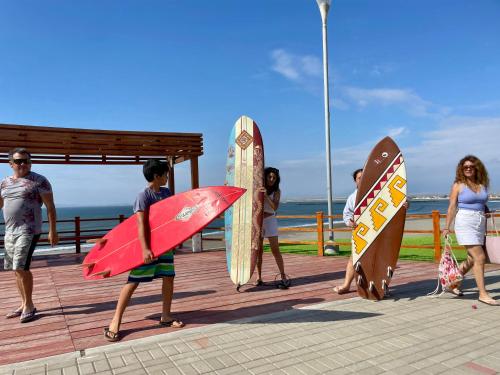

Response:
(255, 167), (290, 289)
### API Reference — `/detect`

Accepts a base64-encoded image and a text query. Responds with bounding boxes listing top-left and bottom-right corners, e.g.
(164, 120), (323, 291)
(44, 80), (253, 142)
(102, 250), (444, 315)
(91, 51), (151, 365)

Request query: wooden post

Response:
(190, 157), (199, 189)
(190, 156), (202, 252)
(75, 216), (81, 254)
(168, 156), (175, 194)
(119, 214), (125, 223)
(432, 210), (441, 262)
(316, 211), (324, 256)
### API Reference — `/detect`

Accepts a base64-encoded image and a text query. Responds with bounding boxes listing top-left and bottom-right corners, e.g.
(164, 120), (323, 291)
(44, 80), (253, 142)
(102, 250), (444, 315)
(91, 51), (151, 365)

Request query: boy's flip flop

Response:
(6, 308), (23, 319)
(159, 319), (185, 328)
(20, 308), (37, 323)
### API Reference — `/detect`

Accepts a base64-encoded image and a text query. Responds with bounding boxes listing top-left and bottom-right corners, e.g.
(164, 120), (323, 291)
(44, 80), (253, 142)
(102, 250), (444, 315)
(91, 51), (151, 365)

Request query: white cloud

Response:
(387, 126), (407, 138)
(270, 49), (322, 82)
(370, 63), (396, 77)
(404, 116), (500, 193)
(342, 86), (450, 118)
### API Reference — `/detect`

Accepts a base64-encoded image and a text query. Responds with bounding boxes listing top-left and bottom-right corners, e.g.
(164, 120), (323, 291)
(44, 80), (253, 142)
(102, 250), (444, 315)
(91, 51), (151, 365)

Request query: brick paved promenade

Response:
(1, 269), (499, 375)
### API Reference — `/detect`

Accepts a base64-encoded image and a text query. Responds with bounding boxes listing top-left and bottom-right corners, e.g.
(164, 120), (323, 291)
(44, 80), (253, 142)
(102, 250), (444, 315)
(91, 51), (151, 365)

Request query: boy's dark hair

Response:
(8, 148), (31, 161)
(352, 168), (363, 181)
(143, 159), (169, 182)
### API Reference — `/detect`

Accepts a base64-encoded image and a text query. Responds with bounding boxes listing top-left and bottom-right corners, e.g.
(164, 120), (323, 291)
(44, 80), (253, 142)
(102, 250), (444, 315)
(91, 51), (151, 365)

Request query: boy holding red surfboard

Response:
(104, 159), (184, 342)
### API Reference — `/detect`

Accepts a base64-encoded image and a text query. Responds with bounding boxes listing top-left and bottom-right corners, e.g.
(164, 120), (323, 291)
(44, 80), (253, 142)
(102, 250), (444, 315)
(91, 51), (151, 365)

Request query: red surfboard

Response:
(82, 186), (245, 280)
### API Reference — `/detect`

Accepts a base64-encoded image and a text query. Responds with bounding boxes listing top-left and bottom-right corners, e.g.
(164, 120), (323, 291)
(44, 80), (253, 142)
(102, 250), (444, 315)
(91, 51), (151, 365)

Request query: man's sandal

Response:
(332, 286), (350, 295)
(103, 327), (120, 342)
(20, 308), (37, 323)
(6, 308), (23, 319)
(159, 319), (185, 328)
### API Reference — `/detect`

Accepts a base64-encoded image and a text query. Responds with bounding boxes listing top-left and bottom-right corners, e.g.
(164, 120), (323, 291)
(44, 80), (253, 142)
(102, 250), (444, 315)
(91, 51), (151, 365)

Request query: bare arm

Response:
(442, 183), (460, 237)
(266, 190), (280, 212)
(41, 192), (59, 246)
(0, 196), (3, 210)
(136, 210), (154, 263)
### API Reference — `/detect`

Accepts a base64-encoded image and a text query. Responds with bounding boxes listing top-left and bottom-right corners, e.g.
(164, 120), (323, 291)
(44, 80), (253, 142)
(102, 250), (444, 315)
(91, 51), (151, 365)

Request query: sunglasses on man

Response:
(12, 158), (30, 165)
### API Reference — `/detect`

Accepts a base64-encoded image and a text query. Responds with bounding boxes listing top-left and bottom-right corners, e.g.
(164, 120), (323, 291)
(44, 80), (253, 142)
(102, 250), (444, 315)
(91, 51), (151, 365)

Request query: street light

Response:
(316, 0), (337, 254)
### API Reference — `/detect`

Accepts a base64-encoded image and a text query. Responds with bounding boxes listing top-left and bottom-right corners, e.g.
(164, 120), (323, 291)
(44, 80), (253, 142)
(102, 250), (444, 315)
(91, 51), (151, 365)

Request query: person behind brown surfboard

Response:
(333, 168), (409, 295)
(442, 155), (498, 306)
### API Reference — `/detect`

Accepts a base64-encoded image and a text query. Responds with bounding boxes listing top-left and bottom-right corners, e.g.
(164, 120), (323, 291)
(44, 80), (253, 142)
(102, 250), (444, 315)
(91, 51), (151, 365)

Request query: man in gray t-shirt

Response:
(0, 148), (58, 323)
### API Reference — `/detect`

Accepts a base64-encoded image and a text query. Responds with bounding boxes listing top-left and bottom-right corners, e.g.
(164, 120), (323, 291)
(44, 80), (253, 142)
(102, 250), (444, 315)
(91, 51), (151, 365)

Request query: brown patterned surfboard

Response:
(352, 137), (407, 300)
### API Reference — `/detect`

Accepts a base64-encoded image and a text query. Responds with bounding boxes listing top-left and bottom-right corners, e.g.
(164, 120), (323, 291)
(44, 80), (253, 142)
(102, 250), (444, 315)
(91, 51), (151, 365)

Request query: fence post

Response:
(75, 216), (81, 254)
(119, 214), (125, 223)
(432, 210), (441, 262)
(316, 211), (324, 256)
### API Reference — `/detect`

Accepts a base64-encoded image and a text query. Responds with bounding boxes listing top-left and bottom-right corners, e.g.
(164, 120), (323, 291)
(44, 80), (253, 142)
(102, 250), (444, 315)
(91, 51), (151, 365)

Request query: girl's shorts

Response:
(263, 215), (279, 238)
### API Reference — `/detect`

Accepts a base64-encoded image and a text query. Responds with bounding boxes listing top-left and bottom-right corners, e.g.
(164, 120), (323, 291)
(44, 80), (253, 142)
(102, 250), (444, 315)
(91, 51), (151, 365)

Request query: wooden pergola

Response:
(0, 123), (204, 193)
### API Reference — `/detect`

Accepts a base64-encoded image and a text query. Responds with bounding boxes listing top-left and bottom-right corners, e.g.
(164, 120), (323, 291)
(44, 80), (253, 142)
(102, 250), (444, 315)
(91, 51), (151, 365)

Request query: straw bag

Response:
(428, 236), (463, 296)
(485, 213), (500, 264)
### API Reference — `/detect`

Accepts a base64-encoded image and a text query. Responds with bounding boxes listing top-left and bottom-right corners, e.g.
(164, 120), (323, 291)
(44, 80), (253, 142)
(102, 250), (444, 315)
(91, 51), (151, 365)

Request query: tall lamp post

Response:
(316, 0), (337, 253)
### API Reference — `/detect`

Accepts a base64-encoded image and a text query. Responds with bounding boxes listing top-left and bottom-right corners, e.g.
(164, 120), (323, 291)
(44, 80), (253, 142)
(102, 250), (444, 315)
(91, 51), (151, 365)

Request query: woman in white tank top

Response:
(255, 167), (291, 289)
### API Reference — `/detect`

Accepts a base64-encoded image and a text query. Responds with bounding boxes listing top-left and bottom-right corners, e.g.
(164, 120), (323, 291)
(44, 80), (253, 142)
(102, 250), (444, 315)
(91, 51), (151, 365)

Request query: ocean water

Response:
(1, 199), (499, 252)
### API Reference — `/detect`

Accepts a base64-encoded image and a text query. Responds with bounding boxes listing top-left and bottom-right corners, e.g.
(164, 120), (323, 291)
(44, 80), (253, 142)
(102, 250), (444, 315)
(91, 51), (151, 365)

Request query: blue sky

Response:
(1, 0), (499, 205)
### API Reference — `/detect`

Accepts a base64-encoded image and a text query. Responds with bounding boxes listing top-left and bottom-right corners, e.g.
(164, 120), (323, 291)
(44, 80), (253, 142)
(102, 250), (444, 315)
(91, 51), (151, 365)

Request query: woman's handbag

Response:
(485, 213), (500, 264)
(428, 236), (463, 296)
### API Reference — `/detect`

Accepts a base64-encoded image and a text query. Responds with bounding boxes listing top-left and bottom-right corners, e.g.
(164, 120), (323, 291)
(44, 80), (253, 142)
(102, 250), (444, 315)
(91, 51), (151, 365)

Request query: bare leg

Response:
(160, 276), (184, 327)
(268, 236), (286, 279)
(161, 276), (174, 321)
(467, 245), (497, 304)
(15, 271), (26, 311)
(452, 255), (474, 295)
(17, 270), (35, 313)
(333, 256), (354, 294)
(255, 239), (264, 283)
(460, 255), (474, 276)
(108, 283), (138, 333)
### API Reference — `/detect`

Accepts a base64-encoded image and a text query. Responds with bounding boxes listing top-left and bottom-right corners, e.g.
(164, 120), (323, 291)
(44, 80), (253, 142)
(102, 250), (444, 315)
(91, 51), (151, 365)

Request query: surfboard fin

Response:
(387, 266), (394, 279)
(94, 269), (111, 278)
(357, 275), (364, 287)
(82, 262), (96, 269)
(368, 281), (375, 292)
(236, 283), (242, 292)
(382, 279), (389, 294)
(355, 262), (361, 273)
(87, 238), (107, 245)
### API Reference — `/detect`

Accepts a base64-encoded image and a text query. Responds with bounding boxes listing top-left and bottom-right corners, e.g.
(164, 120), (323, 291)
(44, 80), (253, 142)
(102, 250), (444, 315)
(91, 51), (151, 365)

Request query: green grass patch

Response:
(266, 235), (468, 262)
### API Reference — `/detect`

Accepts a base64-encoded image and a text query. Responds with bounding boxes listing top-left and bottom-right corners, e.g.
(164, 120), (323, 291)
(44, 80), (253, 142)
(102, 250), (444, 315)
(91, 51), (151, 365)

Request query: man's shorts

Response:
(3, 233), (41, 271)
(127, 251), (175, 283)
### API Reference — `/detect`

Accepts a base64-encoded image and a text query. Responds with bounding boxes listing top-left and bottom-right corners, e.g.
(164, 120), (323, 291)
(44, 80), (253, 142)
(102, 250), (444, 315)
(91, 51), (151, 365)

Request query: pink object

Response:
(485, 215), (500, 264)
(472, 304), (477, 309)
